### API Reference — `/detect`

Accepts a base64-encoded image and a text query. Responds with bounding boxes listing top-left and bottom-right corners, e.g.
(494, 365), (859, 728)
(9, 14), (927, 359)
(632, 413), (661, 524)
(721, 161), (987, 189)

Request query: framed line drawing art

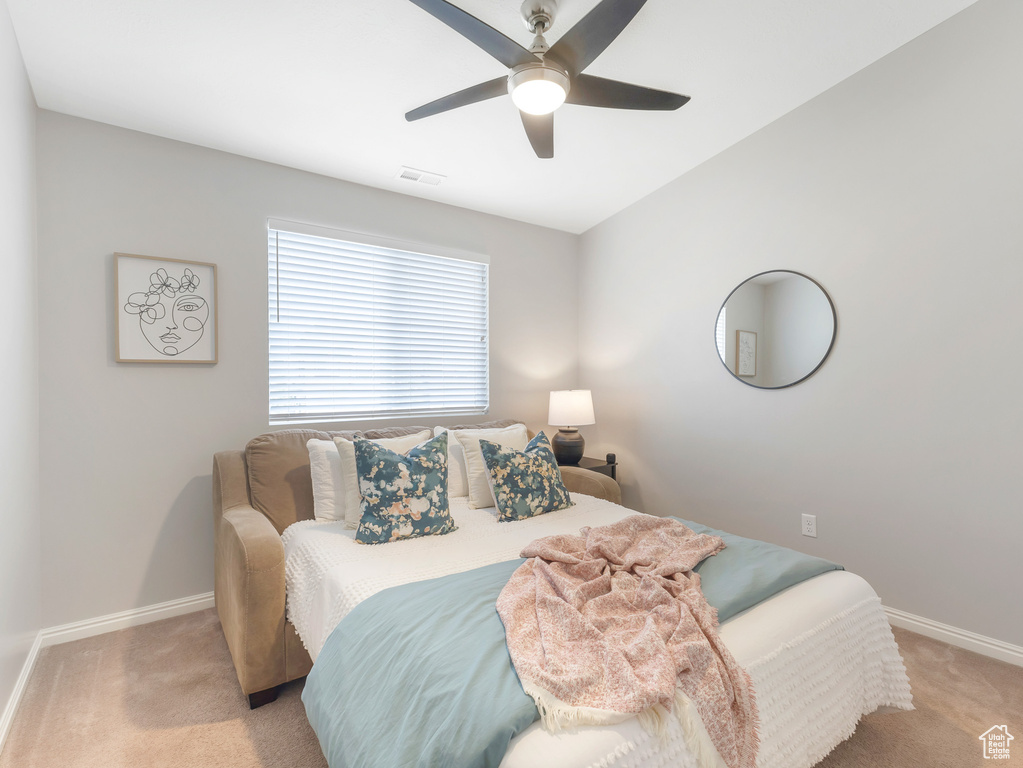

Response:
(115, 253), (218, 363)
(736, 330), (757, 377)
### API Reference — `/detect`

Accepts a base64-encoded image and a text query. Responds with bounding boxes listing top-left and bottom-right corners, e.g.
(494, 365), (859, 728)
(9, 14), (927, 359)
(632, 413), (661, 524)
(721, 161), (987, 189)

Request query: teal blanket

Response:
(302, 520), (841, 768)
(679, 518), (844, 622)
(303, 558), (534, 768)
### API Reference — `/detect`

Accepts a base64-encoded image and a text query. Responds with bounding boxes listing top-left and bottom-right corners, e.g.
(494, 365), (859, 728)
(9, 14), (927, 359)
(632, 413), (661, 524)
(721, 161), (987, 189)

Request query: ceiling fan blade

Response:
(546, 0), (648, 75)
(406, 0), (536, 69)
(520, 112), (554, 159)
(406, 77), (508, 122)
(566, 74), (690, 110)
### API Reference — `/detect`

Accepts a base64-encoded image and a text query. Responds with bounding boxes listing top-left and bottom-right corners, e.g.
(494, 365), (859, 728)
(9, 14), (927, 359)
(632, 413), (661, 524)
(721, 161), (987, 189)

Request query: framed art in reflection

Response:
(736, 329), (757, 377)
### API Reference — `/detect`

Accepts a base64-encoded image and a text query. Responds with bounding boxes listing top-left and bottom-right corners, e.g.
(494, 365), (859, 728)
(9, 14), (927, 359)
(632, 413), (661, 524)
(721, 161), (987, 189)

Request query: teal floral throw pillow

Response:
(480, 432), (572, 522)
(354, 432), (455, 545)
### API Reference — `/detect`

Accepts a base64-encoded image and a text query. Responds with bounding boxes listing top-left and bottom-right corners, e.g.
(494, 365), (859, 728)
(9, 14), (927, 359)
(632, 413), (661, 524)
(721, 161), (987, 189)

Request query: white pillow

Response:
(333, 430), (432, 529)
(452, 424), (529, 509)
(433, 426), (466, 496)
(434, 424), (528, 497)
(308, 438), (347, 522)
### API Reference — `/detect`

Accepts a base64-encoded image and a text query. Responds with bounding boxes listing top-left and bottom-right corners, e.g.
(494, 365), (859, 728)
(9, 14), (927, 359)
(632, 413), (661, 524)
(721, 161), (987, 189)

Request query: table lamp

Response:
(548, 389), (595, 465)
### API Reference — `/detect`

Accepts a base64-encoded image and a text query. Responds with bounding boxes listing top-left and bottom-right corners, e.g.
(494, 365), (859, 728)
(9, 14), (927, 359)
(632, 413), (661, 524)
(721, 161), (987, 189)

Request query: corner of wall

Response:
(0, 0), (43, 746)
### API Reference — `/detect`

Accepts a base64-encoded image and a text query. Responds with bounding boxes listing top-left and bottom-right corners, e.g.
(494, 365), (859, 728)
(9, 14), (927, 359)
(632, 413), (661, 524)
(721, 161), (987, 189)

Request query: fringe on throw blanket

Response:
(523, 680), (737, 768)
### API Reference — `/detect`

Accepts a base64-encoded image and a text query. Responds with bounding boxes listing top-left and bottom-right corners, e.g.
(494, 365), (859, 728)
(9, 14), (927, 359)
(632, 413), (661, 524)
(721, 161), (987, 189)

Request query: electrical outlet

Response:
(802, 514), (817, 538)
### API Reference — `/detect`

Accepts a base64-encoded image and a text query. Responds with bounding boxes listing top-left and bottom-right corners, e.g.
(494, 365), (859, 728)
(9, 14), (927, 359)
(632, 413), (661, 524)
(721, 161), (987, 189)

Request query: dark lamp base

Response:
(551, 428), (584, 465)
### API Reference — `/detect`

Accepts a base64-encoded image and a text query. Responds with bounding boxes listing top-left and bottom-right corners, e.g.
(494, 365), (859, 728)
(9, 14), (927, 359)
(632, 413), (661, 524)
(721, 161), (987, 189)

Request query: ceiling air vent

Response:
(396, 166), (446, 186)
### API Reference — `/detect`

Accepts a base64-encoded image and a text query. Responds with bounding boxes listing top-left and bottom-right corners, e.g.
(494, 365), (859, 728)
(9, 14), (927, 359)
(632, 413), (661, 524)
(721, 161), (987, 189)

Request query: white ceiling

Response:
(7, 0), (977, 233)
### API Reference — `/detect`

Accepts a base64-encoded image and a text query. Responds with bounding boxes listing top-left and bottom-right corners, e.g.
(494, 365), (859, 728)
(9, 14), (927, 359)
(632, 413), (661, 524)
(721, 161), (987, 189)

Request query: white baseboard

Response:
(0, 632), (42, 755)
(39, 591), (215, 647)
(885, 606), (1023, 667)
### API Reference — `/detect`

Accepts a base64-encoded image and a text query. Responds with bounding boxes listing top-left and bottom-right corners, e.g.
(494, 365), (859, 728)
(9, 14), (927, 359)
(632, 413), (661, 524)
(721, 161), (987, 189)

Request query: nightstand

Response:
(559, 454), (617, 482)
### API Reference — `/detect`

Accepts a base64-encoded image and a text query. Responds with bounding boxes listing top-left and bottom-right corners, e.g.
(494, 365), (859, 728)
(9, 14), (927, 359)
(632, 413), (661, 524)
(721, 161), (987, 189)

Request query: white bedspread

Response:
(283, 495), (639, 660)
(283, 495), (912, 768)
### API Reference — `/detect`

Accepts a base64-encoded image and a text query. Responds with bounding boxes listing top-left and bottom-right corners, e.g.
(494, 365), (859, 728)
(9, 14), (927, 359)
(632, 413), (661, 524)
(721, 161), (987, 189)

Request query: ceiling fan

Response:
(404, 0), (690, 158)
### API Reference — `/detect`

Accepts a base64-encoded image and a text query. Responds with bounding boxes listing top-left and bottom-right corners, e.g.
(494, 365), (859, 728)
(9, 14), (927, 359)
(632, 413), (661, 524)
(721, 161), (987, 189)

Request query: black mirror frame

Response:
(715, 269), (837, 390)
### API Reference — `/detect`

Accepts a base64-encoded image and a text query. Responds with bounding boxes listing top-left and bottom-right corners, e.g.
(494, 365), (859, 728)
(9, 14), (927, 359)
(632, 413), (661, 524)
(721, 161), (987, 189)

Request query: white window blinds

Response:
(268, 223), (489, 424)
(715, 306), (727, 361)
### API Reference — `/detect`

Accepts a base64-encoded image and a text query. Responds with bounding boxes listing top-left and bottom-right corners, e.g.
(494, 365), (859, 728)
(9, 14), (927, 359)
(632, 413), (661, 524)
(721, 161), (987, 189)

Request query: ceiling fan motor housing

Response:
(521, 0), (558, 33)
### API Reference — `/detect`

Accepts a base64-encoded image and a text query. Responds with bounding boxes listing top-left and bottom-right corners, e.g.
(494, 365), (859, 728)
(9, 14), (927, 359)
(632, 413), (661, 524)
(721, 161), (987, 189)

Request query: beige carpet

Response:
(817, 627), (1022, 768)
(1, 609), (1019, 767)
(0, 610), (327, 768)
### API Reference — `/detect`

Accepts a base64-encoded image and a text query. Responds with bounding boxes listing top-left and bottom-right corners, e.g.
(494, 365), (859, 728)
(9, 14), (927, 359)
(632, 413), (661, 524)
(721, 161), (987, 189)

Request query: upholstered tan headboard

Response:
(243, 420), (521, 533)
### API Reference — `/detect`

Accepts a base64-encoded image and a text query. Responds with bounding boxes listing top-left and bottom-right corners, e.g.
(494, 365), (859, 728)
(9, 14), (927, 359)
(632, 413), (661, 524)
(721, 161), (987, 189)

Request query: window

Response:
(715, 306), (727, 361)
(268, 220), (489, 424)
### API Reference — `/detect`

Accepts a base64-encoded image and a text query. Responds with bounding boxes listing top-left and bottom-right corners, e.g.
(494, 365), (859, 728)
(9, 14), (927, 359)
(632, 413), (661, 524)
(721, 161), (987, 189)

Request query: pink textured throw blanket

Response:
(497, 515), (759, 768)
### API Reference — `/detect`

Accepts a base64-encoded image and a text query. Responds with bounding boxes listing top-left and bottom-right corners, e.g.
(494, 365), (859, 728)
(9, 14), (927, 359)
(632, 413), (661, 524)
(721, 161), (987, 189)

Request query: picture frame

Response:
(115, 253), (218, 364)
(736, 329), (757, 377)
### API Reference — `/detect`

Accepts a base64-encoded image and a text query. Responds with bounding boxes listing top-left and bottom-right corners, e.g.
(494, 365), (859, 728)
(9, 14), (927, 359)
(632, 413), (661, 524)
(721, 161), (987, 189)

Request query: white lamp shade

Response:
(548, 390), (595, 427)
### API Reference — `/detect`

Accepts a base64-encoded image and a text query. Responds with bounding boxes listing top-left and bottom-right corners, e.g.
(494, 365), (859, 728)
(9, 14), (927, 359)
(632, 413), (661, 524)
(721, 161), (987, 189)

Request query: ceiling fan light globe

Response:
(508, 64), (570, 115)
(513, 80), (566, 114)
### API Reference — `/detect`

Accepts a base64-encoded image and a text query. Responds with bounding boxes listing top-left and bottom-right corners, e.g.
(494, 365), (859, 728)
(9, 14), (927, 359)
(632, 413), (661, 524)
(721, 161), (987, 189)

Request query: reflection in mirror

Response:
(715, 270), (836, 389)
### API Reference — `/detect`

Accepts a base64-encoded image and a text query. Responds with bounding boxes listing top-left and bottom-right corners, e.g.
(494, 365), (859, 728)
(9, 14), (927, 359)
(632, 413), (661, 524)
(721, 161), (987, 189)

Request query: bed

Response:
(282, 493), (913, 768)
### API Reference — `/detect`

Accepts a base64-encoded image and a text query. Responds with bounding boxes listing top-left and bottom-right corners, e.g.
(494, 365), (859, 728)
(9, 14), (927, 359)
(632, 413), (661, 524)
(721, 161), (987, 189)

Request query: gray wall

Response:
(579, 0), (1023, 645)
(0, 0), (40, 709)
(761, 276), (833, 387)
(18, 0), (1023, 653)
(36, 112), (579, 627)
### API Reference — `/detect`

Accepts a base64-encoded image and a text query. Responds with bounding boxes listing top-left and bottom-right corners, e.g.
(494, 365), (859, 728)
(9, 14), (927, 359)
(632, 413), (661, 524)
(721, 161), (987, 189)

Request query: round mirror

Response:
(715, 270), (836, 389)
